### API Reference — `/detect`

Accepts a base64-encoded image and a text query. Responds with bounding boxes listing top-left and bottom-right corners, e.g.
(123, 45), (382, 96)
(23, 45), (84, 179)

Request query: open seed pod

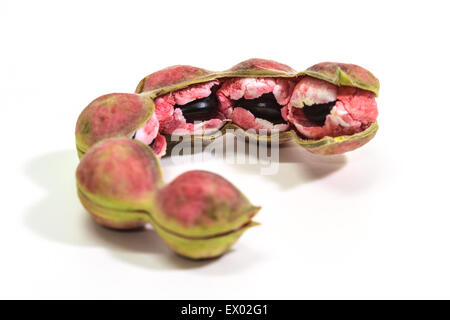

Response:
(289, 62), (379, 155)
(76, 59), (379, 157)
(134, 59), (298, 145)
(76, 138), (163, 229)
(75, 93), (167, 158)
(216, 59), (297, 144)
(76, 138), (259, 258)
(133, 59), (379, 152)
(135, 65), (227, 140)
(149, 170), (260, 259)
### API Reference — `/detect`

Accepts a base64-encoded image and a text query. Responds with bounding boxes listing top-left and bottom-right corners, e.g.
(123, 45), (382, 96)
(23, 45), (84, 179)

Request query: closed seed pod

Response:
(76, 138), (163, 229)
(148, 170), (260, 259)
(76, 139), (259, 258)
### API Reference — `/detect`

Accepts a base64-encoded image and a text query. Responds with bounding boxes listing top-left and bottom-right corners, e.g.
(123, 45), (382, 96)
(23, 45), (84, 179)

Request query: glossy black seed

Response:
(174, 93), (219, 123)
(303, 101), (336, 126)
(234, 93), (285, 124)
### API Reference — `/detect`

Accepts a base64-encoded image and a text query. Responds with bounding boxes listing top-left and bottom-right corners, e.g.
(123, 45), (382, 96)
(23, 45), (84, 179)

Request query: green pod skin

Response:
(152, 221), (258, 260)
(303, 62), (379, 96)
(292, 121), (378, 155)
(135, 65), (219, 99)
(76, 138), (259, 258)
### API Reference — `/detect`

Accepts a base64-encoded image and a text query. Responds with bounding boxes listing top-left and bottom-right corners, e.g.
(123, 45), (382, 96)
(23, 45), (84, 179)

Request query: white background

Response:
(1, 0), (450, 299)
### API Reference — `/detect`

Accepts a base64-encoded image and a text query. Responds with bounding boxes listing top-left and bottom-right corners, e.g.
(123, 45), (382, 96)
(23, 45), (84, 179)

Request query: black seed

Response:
(303, 101), (336, 126)
(234, 93), (285, 124)
(174, 92), (219, 123)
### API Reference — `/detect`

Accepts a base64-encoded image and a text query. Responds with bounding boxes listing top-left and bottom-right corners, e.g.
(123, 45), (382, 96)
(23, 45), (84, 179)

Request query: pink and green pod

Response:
(76, 138), (260, 258)
(75, 93), (167, 158)
(135, 65), (227, 142)
(215, 59), (297, 143)
(134, 59), (379, 153)
(149, 170), (260, 259)
(76, 59), (379, 157)
(289, 62), (379, 155)
(76, 138), (163, 229)
(134, 59), (298, 144)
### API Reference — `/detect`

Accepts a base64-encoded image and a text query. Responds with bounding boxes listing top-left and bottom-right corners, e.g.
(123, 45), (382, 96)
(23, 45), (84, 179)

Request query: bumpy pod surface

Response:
(76, 139), (259, 258)
(149, 170), (260, 259)
(76, 138), (163, 229)
(75, 93), (167, 158)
